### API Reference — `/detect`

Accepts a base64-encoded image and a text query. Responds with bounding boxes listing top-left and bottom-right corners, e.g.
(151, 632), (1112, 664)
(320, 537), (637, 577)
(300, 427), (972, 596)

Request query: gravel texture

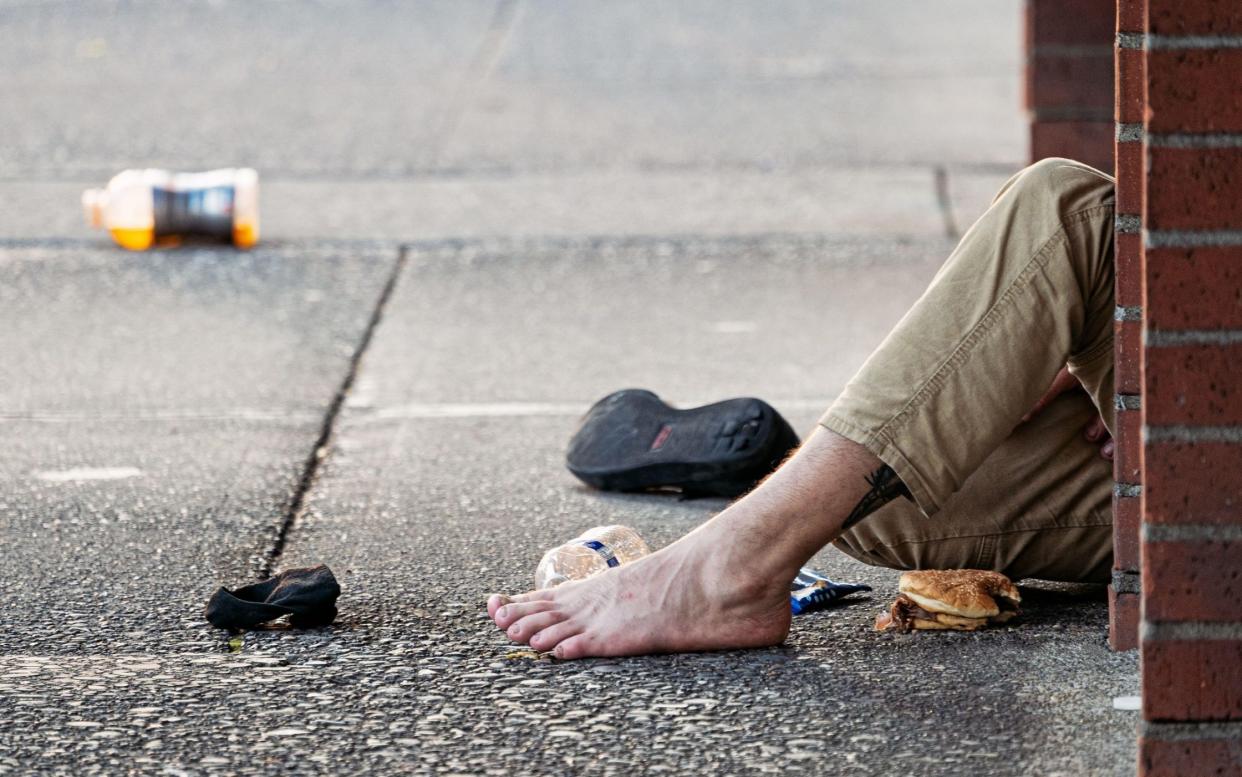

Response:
(0, 246), (393, 652)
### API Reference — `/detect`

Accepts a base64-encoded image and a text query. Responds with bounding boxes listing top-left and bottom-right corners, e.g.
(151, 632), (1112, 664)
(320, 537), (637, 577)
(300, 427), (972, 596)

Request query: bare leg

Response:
(487, 428), (904, 659)
(486, 159), (1117, 658)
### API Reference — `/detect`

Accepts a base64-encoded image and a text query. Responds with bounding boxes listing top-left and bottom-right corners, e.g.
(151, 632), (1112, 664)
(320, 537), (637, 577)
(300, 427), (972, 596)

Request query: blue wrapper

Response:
(790, 567), (871, 615)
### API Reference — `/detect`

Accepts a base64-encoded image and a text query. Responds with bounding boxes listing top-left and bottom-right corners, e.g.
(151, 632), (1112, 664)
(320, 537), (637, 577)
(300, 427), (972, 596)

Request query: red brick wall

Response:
(1137, 1), (1242, 774)
(1110, 0), (1146, 653)
(1026, 0), (1116, 171)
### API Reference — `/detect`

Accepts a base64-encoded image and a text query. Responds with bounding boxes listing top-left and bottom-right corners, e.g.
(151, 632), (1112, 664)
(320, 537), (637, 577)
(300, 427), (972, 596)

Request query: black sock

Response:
(205, 565), (340, 630)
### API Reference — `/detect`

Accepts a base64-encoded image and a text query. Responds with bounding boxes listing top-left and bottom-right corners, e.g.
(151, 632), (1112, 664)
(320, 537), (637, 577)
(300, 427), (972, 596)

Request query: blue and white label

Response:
(580, 539), (620, 567)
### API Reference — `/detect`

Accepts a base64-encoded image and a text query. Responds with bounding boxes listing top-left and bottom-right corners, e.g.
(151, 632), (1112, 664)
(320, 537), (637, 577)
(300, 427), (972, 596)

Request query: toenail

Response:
(508, 624), (520, 637)
(497, 607), (508, 620)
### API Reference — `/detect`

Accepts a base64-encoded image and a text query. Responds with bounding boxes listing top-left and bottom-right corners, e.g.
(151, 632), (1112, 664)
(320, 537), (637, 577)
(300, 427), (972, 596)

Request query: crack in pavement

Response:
(257, 245), (410, 580)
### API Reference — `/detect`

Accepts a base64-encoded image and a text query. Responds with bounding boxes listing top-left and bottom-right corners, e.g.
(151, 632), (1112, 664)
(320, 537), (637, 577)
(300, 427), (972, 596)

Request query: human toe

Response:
(494, 599), (556, 629)
(506, 610), (569, 644)
(489, 589), (554, 621)
(552, 633), (595, 660)
(486, 593), (511, 619)
(528, 619), (583, 653)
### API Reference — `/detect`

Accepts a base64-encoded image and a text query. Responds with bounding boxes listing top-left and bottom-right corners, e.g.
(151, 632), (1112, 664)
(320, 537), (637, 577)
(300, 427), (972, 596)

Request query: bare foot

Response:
(486, 429), (888, 659)
(486, 523), (792, 659)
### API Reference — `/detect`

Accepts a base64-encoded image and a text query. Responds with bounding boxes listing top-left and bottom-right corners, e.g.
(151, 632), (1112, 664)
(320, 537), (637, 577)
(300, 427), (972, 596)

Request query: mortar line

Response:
(257, 244), (410, 579)
(932, 165), (960, 241)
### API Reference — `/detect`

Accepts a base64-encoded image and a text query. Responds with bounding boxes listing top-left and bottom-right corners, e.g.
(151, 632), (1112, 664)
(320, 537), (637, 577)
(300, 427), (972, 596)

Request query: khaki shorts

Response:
(822, 158), (1116, 583)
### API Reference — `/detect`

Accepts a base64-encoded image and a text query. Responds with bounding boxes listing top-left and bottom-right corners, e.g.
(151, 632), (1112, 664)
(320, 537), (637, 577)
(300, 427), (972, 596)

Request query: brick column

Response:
(1025, 0), (1116, 171)
(1138, 1), (1242, 774)
(1109, 0), (1146, 653)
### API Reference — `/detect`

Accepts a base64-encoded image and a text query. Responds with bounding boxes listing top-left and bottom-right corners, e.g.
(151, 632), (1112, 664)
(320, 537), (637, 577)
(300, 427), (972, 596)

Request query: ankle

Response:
(704, 510), (802, 590)
(694, 537), (793, 605)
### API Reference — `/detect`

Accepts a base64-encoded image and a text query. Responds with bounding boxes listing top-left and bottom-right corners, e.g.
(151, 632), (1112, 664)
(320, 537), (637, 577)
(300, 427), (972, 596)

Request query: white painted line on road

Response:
(1112, 695), (1141, 711)
(34, 467), (142, 482)
(373, 402), (585, 419)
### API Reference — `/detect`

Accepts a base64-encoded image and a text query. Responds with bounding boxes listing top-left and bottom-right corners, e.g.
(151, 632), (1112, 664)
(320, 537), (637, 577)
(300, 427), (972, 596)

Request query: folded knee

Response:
(1002, 157), (1115, 213)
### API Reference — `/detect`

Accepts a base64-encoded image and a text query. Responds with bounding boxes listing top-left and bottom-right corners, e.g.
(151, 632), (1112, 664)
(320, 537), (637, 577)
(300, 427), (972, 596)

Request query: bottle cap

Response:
(81, 189), (106, 229)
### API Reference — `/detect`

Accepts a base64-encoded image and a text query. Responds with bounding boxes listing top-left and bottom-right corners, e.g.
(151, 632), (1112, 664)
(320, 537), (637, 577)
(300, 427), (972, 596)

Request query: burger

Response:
(875, 569), (1021, 632)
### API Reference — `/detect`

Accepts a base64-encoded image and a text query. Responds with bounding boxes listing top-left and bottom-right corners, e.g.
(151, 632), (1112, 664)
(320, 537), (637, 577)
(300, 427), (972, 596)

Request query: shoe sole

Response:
(566, 389), (800, 497)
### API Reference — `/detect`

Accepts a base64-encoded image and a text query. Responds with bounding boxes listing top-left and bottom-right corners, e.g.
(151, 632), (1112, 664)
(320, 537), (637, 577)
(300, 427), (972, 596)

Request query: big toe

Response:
(486, 593), (511, 619)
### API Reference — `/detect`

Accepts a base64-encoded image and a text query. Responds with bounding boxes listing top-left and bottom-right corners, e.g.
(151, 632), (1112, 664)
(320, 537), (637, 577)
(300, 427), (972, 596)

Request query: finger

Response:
(1084, 416), (1107, 442)
(1101, 439), (1115, 460)
(1025, 393), (1055, 422)
(1047, 365), (1078, 399)
(1026, 366), (1077, 422)
(494, 599), (556, 630)
(506, 609), (570, 644)
(529, 619), (584, 653)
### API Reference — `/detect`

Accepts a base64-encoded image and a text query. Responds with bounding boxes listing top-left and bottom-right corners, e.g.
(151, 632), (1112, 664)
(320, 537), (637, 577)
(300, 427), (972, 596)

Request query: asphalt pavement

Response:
(0, 2), (1138, 775)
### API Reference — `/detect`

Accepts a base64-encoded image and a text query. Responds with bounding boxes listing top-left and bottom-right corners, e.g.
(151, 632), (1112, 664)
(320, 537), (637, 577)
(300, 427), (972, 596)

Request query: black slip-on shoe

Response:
(566, 389), (801, 498)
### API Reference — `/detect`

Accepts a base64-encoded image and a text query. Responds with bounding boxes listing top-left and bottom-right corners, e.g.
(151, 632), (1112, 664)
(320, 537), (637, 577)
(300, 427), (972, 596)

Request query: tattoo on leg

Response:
(841, 464), (912, 531)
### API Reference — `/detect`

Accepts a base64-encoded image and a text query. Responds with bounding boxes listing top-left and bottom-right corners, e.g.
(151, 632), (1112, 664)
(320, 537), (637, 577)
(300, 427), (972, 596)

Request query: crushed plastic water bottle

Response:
(534, 525), (651, 589)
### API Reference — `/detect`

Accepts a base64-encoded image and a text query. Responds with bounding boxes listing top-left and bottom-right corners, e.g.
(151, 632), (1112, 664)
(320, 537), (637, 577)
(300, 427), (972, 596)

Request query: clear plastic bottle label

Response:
(579, 539), (620, 568)
(153, 185), (235, 238)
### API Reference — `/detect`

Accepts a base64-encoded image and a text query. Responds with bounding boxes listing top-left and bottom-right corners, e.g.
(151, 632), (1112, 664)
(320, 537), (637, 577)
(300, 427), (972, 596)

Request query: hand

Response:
(1022, 365), (1113, 460)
